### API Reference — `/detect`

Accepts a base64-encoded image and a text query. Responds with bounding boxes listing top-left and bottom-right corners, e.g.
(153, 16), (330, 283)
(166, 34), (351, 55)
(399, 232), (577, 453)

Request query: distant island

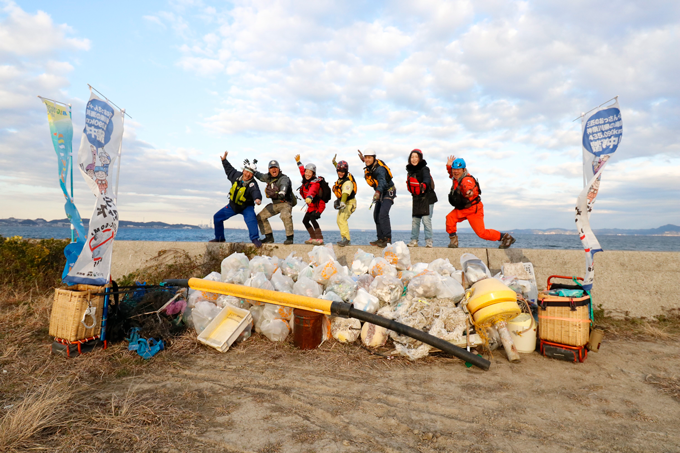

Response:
(0, 217), (200, 230)
(1, 218), (679, 236)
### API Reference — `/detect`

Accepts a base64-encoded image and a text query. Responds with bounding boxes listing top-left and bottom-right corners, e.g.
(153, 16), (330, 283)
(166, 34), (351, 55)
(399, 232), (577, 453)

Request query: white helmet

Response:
(363, 149), (377, 157)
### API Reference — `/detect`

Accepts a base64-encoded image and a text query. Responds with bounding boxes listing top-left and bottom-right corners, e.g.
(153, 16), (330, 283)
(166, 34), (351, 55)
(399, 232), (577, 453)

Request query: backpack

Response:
(317, 177), (332, 203)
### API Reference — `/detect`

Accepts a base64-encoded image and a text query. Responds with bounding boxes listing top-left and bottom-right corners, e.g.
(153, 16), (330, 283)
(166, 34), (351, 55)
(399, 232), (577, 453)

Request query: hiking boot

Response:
(499, 233), (516, 249)
(261, 233), (275, 244)
(337, 237), (351, 247)
(448, 235), (459, 248)
(369, 238), (382, 246)
(209, 238), (225, 243)
(425, 239), (433, 248)
(304, 238), (315, 244)
(283, 235), (294, 245)
(407, 239), (418, 248)
(373, 237), (390, 248)
(252, 239), (263, 248)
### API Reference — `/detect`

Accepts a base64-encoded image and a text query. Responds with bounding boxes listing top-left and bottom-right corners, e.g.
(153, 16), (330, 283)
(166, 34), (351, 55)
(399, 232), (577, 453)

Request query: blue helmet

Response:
(452, 158), (466, 169)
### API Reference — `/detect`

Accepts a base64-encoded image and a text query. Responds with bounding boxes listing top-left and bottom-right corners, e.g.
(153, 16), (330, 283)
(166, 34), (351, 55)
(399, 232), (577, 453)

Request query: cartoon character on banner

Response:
(81, 145), (98, 180)
(94, 166), (108, 194)
(98, 148), (111, 170)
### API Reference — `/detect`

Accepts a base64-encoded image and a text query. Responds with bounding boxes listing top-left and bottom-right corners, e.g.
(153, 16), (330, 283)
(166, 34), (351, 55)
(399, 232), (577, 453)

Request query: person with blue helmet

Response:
(210, 151), (263, 248)
(446, 155), (515, 249)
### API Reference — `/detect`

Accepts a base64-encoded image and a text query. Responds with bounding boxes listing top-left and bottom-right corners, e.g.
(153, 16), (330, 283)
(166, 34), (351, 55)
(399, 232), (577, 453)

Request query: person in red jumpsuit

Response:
(295, 154), (326, 245)
(446, 156), (516, 249)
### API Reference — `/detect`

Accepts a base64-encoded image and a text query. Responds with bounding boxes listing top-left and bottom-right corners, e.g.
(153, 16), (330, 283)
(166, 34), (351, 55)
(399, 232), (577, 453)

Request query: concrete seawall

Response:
(111, 241), (680, 318)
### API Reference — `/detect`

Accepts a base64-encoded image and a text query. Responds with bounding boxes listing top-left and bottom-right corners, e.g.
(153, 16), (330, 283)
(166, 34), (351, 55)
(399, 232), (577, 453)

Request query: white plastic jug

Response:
(507, 313), (536, 353)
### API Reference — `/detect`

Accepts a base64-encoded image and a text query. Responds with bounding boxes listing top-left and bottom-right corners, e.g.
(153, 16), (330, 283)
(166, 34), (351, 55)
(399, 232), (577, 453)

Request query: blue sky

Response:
(1, 0), (679, 232)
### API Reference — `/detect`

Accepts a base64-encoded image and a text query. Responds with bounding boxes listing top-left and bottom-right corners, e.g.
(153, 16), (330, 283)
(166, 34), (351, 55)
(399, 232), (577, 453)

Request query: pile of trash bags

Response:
(184, 241), (538, 360)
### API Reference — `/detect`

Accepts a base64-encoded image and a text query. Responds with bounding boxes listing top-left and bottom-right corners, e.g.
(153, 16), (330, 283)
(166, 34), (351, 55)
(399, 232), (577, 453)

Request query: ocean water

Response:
(2, 226), (680, 251)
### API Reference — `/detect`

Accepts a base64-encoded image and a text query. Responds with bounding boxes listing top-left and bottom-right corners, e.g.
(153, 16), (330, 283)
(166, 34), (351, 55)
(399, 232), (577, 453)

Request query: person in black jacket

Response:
(210, 151), (263, 247)
(406, 149), (437, 248)
(358, 149), (396, 247)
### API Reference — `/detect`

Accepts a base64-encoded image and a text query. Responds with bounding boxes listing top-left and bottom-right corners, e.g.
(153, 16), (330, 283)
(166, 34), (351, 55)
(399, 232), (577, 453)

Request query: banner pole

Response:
(114, 109), (125, 203)
(69, 104), (75, 243)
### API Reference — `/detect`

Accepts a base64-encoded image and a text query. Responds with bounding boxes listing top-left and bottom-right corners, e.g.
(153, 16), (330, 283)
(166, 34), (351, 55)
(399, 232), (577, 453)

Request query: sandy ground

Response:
(120, 337), (680, 453)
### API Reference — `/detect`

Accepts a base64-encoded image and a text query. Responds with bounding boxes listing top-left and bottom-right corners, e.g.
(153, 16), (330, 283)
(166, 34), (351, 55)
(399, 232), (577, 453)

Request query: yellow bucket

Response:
(467, 279), (517, 314)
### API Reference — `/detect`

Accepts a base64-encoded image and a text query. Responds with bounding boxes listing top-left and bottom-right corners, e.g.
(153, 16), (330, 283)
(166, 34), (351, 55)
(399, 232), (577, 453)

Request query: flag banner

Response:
(41, 99), (86, 243)
(64, 92), (124, 286)
(575, 98), (623, 291)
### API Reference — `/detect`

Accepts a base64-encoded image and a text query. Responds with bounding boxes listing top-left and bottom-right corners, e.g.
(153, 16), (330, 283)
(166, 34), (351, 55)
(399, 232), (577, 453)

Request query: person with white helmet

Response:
(253, 159), (296, 245)
(210, 151), (262, 247)
(295, 154), (328, 245)
(446, 155), (515, 249)
(358, 149), (396, 247)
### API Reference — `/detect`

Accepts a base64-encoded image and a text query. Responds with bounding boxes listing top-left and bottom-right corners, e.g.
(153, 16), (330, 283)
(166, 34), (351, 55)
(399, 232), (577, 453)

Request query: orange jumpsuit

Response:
(445, 166), (501, 242)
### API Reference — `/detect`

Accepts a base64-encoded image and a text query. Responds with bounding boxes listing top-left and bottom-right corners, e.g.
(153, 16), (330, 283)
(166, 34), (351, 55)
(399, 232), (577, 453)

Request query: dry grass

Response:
(0, 381), (74, 452)
(645, 375), (680, 402)
(594, 306), (680, 341)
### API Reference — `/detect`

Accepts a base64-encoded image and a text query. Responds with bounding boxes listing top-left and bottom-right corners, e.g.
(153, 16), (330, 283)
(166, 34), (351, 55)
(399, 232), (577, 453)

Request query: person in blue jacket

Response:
(210, 151), (263, 247)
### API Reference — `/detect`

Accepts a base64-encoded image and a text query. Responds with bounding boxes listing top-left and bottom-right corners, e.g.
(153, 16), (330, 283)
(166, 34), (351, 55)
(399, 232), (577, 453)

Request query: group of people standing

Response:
(210, 149), (516, 250)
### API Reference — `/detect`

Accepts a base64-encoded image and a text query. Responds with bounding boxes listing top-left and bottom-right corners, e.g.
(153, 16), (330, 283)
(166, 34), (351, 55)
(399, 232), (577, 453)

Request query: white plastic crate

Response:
(197, 305), (252, 353)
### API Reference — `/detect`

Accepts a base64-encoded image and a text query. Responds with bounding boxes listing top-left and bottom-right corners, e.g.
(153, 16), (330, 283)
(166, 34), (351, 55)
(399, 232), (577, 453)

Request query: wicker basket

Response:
(49, 284), (107, 342)
(537, 293), (591, 346)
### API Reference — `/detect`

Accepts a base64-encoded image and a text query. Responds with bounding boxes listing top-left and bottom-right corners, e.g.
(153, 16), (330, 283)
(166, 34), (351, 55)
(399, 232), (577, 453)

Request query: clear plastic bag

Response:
(216, 295), (249, 309)
(395, 343), (431, 360)
(407, 270), (441, 298)
(321, 291), (343, 302)
(326, 274), (357, 302)
(410, 262), (428, 274)
(460, 253), (491, 285)
(260, 318), (290, 342)
(351, 248), (374, 275)
(246, 272), (275, 305)
(308, 244), (336, 266)
(331, 317), (361, 343)
(355, 274), (374, 292)
(383, 241), (411, 270)
(220, 253), (250, 281)
(281, 253), (308, 280)
(312, 259), (340, 285)
(223, 267), (250, 285)
(199, 271), (222, 301)
(192, 301), (222, 334)
(263, 303), (293, 322)
(369, 257), (398, 278)
(271, 269), (294, 293)
(428, 258), (456, 276)
(352, 288), (380, 313)
(437, 276), (465, 302)
(293, 276), (322, 298)
(250, 305), (264, 332)
(249, 256), (277, 279)
(399, 270), (417, 285)
(369, 275), (404, 305)
(187, 289), (207, 308)
(298, 264), (314, 281)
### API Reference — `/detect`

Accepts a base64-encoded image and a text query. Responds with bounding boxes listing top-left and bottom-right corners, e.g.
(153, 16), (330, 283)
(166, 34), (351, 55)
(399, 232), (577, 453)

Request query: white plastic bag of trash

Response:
(271, 269), (294, 293)
(437, 276), (465, 302)
(192, 300), (222, 334)
(293, 276), (322, 298)
(260, 318), (290, 342)
(361, 322), (389, 348)
(298, 264), (314, 281)
(352, 288), (380, 313)
(331, 317), (362, 343)
(368, 257), (398, 278)
(369, 275), (404, 305)
(249, 256), (277, 279)
(355, 274), (374, 292)
(383, 241), (412, 270)
(395, 343), (432, 360)
(245, 272), (275, 306)
(428, 258), (456, 276)
(198, 271), (222, 301)
(216, 295), (249, 310)
(280, 253), (308, 280)
(460, 253), (491, 285)
(407, 270), (441, 299)
(321, 291), (343, 302)
(308, 244), (336, 266)
(351, 248), (374, 275)
(326, 274), (358, 302)
(221, 253), (250, 280)
(312, 259), (340, 285)
(250, 305), (264, 332)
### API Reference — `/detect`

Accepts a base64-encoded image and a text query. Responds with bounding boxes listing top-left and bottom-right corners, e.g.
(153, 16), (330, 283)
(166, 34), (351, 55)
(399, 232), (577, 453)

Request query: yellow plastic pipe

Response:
(187, 278), (333, 314)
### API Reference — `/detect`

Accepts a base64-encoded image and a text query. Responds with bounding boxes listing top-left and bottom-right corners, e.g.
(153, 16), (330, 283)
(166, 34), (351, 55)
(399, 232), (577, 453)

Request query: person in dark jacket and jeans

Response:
(358, 149), (396, 248)
(211, 151), (262, 247)
(254, 160), (295, 245)
(406, 149), (437, 248)
(295, 154), (326, 245)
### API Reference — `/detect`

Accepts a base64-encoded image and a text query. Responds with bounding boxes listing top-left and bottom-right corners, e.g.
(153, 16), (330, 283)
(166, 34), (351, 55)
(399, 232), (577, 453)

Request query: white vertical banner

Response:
(64, 91), (124, 286)
(575, 98), (623, 291)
